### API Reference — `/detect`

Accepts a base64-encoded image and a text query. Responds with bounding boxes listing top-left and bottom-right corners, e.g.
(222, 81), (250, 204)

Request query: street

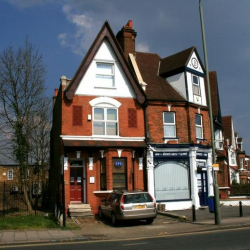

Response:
(3, 227), (250, 250)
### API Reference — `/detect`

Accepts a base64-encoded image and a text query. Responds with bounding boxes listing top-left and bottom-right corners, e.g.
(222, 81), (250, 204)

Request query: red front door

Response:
(70, 167), (83, 202)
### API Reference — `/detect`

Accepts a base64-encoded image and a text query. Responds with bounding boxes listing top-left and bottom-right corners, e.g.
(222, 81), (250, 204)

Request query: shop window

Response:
(100, 158), (106, 190)
(112, 158), (127, 190)
(155, 161), (190, 201)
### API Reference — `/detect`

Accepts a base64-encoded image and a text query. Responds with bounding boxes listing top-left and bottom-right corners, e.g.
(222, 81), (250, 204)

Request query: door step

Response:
(68, 203), (94, 218)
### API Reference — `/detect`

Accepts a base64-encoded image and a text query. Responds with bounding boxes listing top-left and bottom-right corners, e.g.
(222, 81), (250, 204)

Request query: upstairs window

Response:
(231, 152), (236, 165)
(95, 62), (114, 88)
(192, 75), (200, 95)
(93, 108), (118, 136)
(8, 169), (13, 180)
(163, 112), (176, 138)
(215, 129), (223, 150)
(239, 158), (244, 170)
(195, 114), (203, 139)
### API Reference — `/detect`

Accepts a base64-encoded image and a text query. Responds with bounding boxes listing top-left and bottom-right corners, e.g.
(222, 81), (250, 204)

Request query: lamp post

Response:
(199, 0), (221, 225)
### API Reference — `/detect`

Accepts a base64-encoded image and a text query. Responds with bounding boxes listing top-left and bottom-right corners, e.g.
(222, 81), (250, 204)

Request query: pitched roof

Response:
(135, 52), (186, 101)
(209, 71), (222, 124)
(222, 116), (233, 144)
(64, 21), (145, 104)
(159, 47), (196, 77)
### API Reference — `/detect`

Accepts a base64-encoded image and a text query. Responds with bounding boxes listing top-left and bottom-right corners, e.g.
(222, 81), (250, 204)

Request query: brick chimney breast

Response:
(116, 20), (137, 61)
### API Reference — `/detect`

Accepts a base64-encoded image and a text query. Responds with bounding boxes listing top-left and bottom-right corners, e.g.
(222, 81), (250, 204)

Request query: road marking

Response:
(123, 242), (147, 246)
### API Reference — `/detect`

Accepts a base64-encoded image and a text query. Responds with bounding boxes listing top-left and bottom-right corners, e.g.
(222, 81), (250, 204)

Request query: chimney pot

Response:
(127, 20), (133, 28)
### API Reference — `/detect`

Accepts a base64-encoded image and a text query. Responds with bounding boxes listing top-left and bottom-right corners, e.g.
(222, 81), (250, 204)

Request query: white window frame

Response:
(163, 112), (176, 138)
(195, 114), (203, 139)
(215, 129), (223, 150)
(240, 158), (244, 170)
(7, 169), (13, 180)
(93, 107), (118, 136)
(95, 62), (115, 88)
(230, 151), (236, 165)
(192, 75), (200, 96)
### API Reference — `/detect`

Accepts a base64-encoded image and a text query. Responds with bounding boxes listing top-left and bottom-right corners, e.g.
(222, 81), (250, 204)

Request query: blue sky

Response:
(1, 0), (250, 154)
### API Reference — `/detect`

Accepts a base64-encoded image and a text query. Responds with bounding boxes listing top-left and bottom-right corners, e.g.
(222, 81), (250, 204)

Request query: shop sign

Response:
(154, 152), (188, 159)
(114, 160), (123, 168)
(196, 152), (208, 159)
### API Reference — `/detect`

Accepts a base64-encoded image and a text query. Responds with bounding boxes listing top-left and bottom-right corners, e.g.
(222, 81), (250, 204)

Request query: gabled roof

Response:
(222, 116), (233, 145)
(159, 47), (204, 77)
(209, 71), (222, 125)
(135, 52), (185, 101)
(64, 21), (145, 104)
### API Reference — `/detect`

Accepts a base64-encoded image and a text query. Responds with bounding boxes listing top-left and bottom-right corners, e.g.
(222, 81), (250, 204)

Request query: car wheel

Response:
(146, 218), (154, 224)
(98, 207), (104, 219)
(111, 212), (118, 226)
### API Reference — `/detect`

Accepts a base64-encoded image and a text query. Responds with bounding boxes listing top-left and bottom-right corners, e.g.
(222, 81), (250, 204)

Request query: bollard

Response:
(239, 201), (243, 217)
(192, 204), (196, 222)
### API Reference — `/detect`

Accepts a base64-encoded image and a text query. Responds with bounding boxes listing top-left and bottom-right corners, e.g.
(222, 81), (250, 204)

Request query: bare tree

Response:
(0, 37), (47, 212)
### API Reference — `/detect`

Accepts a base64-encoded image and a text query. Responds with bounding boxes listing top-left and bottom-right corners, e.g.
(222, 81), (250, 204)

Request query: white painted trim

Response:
(89, 97), (121, 108)
(61, 135), (145, 141)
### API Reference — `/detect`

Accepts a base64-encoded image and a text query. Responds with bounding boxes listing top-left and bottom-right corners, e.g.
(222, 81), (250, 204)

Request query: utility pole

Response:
(199, 0), (221, 225)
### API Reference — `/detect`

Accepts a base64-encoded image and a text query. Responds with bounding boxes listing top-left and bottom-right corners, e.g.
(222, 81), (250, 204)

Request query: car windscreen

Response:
(124, 193), (152, 204)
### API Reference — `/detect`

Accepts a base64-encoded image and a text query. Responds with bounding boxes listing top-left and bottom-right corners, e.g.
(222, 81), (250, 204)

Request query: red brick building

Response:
(50, 21), (146, 216)
(50, 20), (228, 215)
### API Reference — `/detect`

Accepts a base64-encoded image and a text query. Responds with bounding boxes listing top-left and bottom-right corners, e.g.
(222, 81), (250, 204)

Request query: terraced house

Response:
(50, 20), (221, 216)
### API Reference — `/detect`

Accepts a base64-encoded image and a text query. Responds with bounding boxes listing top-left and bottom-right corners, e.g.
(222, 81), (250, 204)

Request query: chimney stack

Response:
(116, 20), (137, 61)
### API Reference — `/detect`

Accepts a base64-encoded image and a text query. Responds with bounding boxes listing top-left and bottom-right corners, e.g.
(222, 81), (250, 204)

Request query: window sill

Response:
(94, 86), (117, 90)
(164, 138), (179, 144)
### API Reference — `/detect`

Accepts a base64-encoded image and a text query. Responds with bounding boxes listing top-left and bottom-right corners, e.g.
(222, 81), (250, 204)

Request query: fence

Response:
(0, 181), (50, 217)
(230, 184), (250, 196)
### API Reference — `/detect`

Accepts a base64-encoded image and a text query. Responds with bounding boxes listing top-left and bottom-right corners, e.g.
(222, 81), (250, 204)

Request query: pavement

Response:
(1, 205), (250, 246)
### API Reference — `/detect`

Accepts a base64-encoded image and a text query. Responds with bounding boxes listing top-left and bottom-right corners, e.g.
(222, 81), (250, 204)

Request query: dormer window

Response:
(95, 62), (114, 88)
(192, 75), (200, 96)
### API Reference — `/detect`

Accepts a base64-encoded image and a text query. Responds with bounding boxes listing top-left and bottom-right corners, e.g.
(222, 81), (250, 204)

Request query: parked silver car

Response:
(98, 190), (157, 226)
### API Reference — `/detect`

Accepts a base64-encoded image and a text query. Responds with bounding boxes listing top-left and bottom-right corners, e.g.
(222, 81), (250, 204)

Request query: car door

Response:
(103, 193), (117, 218)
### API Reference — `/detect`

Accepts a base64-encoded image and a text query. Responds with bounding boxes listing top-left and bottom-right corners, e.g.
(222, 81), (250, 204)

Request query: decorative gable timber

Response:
(64, 21), (145, 104)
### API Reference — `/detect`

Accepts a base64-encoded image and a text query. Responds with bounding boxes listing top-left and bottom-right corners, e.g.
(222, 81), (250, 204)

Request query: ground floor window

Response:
(112, 158), (127, 190)
(100, 158), (106, 190)
(154, 161), (190, 201)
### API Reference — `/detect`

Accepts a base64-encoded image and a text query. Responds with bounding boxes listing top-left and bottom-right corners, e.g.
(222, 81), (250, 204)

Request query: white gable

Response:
(187, 52), (204, 74)
(75, 39), (136, 98)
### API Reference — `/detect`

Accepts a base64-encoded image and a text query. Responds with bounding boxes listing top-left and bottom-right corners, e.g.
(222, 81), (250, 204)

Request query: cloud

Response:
(59, 4), (101, 56)
(136, 42), (150, 53)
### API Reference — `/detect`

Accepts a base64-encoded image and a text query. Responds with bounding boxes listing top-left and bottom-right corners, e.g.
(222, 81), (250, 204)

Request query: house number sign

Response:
(114, 160), (123, 168)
